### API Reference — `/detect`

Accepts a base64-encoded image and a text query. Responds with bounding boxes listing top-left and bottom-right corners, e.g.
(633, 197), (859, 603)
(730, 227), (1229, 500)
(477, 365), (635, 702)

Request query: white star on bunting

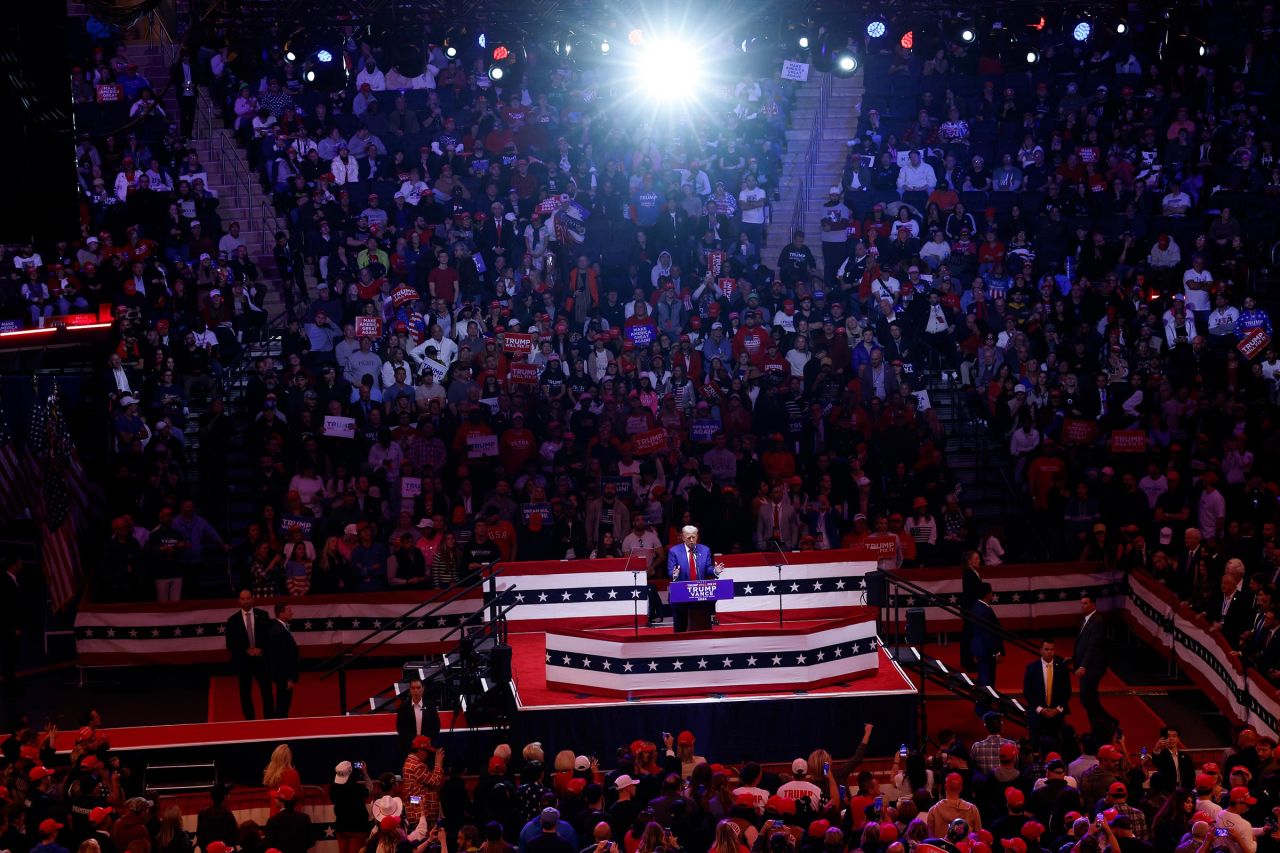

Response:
(607, 590), (618, 599)
(539, 592), (549, 602)
(771, 655), (783, 666)
(561, 591), (572, 601)
(835, 579), (846, 590)
(789, 582), (800, 592)
(766, 584), (777, 593)
(722, 658), (734, 668)
(623, 662), (634, 672)
(672, 660), (684, 670)
(602, 660), (612, 670)
(584, 590), (595, 600)
(746, 656), (758, 666)
(648, 661), (659, 671)
(744, 585), (754, 595)
(697, 658), (708, 669)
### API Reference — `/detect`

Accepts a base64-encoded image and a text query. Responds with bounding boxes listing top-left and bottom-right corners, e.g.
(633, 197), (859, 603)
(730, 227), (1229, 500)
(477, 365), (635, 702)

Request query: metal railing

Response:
(195, 86), (282, 257)
(789, 71), (835, 238)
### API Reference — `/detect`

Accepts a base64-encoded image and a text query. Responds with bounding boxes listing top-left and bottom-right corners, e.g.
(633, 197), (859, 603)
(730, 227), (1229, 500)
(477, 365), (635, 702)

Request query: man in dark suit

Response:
(960, 550), (984, 670)
(969, 582), (1004, 715)
(267, 603), (300, 718)
(667, 525), (721, 633)
(1150, 726), (1196, 790)
(1071, 593), (1114, 730)
(1, 555), (23, 696)
(225, 589), (274, 719)
(1023, 639), (1072, 747)
(1205, 573), (1253, 648)
(396, 676), (441, 754)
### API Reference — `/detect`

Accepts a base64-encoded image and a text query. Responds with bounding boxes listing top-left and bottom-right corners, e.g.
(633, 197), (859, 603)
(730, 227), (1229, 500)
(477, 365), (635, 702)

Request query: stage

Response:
(58, 621), (916, 785)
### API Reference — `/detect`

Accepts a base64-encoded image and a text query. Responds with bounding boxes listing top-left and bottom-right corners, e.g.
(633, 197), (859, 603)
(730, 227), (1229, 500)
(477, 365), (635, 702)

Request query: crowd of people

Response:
(9, 698), (1280, 853)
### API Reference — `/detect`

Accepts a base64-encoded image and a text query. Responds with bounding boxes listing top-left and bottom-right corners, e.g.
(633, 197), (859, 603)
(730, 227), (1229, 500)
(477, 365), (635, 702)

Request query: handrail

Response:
(317, 567), (507, 678)
(790, 70), (835, 237)
(359, 595), (520, 716)
(881, 569), (1044, 657)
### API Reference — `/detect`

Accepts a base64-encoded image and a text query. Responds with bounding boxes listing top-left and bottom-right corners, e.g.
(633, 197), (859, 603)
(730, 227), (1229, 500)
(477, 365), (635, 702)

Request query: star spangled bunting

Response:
(545, 637), (878, 674)
(487, 578), (867, 605)
(75, 613), (474, 641)
(30, 387), (82, 611)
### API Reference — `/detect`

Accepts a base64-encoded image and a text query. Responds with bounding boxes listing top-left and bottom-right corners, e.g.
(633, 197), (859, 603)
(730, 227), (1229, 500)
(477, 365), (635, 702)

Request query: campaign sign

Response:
(632, 428), (667, 455)
(509, 362), (541, 384)
(707, 251), (726, 277)
(280, 515), (315, 538)
(691, 419), (720, 442)
(1109, 430), (1147, 453)
(861, 535), (900, 557)
(781, 60), (810, 82)
(503, 332), (535, 356)
(602, 475), (632, 497)
(391, 285), (418, 307)
(1061, 418), (1099, 445)
(1239, 327), (1271, 361)
(669, 579), (736, 604)
(718, 277), (736, 299)
(626, 325), (655, 347)
(322, 415), (357, 439)
(467, 433), (499, 458)
(354, 317), (382, 338)
(400, 476), (422, 498)
(521, 502), (552, 523)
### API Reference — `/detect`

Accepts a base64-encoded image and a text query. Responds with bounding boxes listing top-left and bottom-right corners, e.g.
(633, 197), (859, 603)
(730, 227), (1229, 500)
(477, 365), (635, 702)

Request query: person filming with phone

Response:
(402, 736), (445, 827)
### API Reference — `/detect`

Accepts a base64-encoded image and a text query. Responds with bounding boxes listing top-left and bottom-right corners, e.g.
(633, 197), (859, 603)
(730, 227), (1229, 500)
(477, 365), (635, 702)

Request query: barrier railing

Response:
(789, 71), (835, 237)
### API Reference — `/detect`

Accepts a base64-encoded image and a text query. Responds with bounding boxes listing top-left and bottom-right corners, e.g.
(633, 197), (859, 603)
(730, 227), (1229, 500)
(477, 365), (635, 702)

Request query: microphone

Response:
(770, 538), (791, 566)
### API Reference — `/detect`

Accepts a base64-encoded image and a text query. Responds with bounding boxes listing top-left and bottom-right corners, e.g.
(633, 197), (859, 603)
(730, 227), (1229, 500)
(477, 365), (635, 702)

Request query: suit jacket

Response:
(1205, 591), (1252, 644)
(969, 600), (1005, 659)
(1074, 613), (1106, 676)
(396, 696), (441, 753)
(754, 500), (801, 550)
(1151, 749), (1195, 789)
(1023, 658), (1072, 711)
(267, 619), (300, 683)
(225, 607), (273, 666)
(667, 543), (714, 581)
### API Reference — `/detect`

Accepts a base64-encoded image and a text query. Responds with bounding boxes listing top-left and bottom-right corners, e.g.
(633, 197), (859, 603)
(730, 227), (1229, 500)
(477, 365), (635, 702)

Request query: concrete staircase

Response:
(780, 70), (864, 277)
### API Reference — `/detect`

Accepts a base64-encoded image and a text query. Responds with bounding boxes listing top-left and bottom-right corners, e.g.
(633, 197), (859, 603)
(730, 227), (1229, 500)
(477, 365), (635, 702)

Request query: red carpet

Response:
(509, 624), (917, 708)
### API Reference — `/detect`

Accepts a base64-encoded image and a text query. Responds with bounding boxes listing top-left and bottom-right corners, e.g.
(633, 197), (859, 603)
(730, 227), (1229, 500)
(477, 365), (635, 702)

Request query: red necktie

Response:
(688, 546), (698, 580)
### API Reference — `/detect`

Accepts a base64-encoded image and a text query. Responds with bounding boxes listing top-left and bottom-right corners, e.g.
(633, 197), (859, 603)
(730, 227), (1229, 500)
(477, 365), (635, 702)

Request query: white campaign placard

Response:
(781, 61), (810, 82)
(322, 415), (356, 438)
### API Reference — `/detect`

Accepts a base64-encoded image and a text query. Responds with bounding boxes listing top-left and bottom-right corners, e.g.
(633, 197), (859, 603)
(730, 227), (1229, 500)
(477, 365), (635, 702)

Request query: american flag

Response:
(0, 398), (38, 522)
(29, 387), (83, 611)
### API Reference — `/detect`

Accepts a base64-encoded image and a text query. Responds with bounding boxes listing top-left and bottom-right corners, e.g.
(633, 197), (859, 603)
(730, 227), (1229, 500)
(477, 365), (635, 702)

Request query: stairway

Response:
(779, 70), (864, 277)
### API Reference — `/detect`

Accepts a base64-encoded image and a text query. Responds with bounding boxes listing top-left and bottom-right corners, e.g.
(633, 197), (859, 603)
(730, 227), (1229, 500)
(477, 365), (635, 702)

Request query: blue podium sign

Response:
(669, 579), (736, 604)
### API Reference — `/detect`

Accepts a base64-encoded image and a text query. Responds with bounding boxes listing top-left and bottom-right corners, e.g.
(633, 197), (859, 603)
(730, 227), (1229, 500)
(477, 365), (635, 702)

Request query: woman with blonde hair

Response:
(711, 820), (747, 853)
(635, 822), (676, 853)
(263, 743), (303, 813)
(78, 841), (102, 853)
(155, 806), (193, 853)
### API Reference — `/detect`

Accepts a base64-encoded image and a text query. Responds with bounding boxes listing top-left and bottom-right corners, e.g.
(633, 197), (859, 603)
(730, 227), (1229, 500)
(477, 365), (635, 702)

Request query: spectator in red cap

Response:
(675, 732), (704, 780)
(988, 787), (1029, 845)
(32, 819), (66, 853)
(403, 735), (446, 825)
(265, 784), (312, 853)
(1081, 746), (1124, 809)
(928, 773), (982, 836)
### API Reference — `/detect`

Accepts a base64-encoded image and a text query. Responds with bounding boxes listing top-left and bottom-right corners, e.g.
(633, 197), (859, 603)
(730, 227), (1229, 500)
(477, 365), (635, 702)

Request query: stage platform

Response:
(57, 623), (917, 785)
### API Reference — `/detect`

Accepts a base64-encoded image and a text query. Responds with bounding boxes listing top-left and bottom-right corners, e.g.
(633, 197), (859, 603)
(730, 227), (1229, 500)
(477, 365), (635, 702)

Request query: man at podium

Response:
(667, 526), (722, 633)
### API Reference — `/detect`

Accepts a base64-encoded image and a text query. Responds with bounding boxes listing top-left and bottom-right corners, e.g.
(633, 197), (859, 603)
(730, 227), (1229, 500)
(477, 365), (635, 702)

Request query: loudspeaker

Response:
(865, 571), (888, 607)
(489, 643), (512, 683)
(906, 608), (926, 646)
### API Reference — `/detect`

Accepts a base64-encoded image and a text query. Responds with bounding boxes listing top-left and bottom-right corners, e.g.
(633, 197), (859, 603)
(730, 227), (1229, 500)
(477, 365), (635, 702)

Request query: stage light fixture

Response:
(477, 33), (487, 48)
(900, 30), (914, 49)
(635, 38), (702, 101)
(798, 35), (810, 49)
(957, 25), (977, 44)
(316, 49), (333, 63)
(285, 47), (299, 62)
(1115, 20), (1128, 34)
(492, 44), (510, 62)
(628, 28), (644, 45)
(834, 50), (858, 75)
(600, 39), (610, 54)
(1023, 47), (1040, 65)
(1072, 20), (1092, 41)
(305, 69), (314, 81)
(866, 18), (887, 39)
(488, 65), (505, 81)
(445, 45), (458, 58)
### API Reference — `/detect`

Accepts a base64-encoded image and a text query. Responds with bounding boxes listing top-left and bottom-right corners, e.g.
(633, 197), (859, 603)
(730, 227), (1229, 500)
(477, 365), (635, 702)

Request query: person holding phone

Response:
(402, 736), (445, 826)
(331, 761), (373, 853)
(777, 759), (822, 812)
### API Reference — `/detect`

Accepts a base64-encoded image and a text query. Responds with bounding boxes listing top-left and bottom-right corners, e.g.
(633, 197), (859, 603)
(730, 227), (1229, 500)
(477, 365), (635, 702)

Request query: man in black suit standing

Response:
(225, 589), (274, 719)
(1, 555), (23, 697)
(960, 550), (983, 670)
(1071, 593), (1114, 731)
(396, 676), (440, 754)
(1023, 639), (1072, 748)
(970, 582), (1004, 715)
(1151, 725), (1196, 790)
(268, 603), (300, 718)
(1205, 570), (1253, 646)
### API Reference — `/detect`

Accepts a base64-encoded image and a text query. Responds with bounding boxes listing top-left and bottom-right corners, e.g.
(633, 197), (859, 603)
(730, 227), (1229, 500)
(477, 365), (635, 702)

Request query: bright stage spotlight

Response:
(798, 35), (810, 49)
(488, 65), (505, 81)
(635, 38), (702, 100)
(866, 18), (887, 39)
(316, 49), (333, 63)
(600, 39), (610, 54)
(1072, 20), (1092, 41)
(833, 50), (858, 75)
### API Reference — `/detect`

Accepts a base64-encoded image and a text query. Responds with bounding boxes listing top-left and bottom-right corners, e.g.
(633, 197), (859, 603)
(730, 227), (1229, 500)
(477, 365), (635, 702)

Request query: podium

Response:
(669, 579), (735, 632)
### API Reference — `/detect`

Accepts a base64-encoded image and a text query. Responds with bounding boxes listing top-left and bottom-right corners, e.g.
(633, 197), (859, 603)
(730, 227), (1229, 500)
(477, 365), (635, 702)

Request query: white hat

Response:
(372, 795), (403, 820)
(829, 185), (842, 195)
(614, 774), (638, 790)
(791, 758), (808, 775)
(155, 419), (169, 430)
(86, 236), (100, 245)
(334, 761), (352, 783)
(417, 518), (435, 529)
(119, 395), (139, 406)
(574, 755), (591, 771)
(199, 252), (212, 261)
(343, 523), (359, 536)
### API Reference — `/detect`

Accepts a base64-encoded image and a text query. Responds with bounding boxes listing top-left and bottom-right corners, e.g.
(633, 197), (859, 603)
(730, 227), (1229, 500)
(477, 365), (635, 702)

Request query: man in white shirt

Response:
(355, 58), (387, 91)
(1206, 292), (1240, 342)
(1182, 256), (1213, 312)
(1215, 787), (1261, 853)
(777, 759), (823, 812)
(897, 150), (937, 193)
(738, 174), (767, 249)
(1162, 188), (1192, 216)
